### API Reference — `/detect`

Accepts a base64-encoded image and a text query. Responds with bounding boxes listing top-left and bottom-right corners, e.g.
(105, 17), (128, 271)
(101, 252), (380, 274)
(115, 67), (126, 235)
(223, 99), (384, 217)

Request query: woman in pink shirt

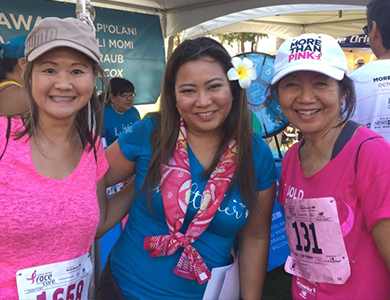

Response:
(270, 33), (390, 299)
(0, 17), (132, 300)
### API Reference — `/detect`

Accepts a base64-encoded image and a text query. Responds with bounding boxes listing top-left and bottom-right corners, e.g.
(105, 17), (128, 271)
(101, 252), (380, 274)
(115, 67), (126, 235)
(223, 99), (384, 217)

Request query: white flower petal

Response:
(227, 68), (239, 80)
(239, 77), (251, 89)
(247, 67), (257, 80)
(228, 57), (257, 88)
(242, 57), (254, 68)
(231, 57), (242, 69)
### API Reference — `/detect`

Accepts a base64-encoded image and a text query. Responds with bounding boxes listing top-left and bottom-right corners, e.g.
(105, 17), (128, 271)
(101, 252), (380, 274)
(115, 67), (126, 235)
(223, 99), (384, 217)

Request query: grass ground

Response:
(262, 265), (292, 300)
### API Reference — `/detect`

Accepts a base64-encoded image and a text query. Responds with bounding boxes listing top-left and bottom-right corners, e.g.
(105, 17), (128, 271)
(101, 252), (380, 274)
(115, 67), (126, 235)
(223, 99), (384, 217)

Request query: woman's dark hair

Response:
(109, 77), (135, 96)
(0, 56), (18, 81)
(144, 37), (257, 206)
(269, 74), (356, 126)
(0, 35), (26, 81)
(16, 57), (107, 153)
(338, 76), (356, 122)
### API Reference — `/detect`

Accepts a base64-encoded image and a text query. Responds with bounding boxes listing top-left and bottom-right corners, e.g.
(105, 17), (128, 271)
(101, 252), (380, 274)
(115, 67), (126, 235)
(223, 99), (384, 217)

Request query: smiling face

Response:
(278, 71), (345, 137)
(174, 56), (233, 137)
(110, 91), (135, 114)
(31, 47), (96, 122)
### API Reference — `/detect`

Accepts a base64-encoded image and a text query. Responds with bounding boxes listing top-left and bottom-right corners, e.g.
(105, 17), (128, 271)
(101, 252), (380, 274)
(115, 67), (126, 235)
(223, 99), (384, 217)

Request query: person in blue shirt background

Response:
(99, 77), (141, 269)
(102, 77), (140, 147)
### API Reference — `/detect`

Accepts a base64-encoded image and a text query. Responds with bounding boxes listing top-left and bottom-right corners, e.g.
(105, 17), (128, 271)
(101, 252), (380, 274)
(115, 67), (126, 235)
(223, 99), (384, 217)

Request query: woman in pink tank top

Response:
(0, 17), (133, 300)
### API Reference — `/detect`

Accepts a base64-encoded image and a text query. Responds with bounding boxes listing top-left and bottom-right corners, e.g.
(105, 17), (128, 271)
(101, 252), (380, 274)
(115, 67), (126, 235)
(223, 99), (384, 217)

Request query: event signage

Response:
(0, 0), (165, 104)
(267, 160), (290, 271)
(336, 34), (370, 48)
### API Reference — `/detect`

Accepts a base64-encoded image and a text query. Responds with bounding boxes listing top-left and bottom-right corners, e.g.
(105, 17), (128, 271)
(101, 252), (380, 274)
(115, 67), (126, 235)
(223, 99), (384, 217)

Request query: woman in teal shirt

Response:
(98, 37), (277, 300)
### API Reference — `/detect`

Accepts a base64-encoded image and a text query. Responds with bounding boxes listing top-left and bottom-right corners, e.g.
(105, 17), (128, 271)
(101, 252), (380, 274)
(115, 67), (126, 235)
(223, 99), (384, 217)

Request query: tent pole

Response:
(76, 0), (96, 33)
(274, 134), (283, 159)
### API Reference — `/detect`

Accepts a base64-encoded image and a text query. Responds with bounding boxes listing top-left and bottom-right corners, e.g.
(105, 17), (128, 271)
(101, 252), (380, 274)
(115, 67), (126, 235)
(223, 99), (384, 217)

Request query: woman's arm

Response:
(95, 178), (135, 238)
(355, 139), (390, 274)
(372, 218), (390, 272)
(238, 183), (276, 299)
(95, 138), (137, 238)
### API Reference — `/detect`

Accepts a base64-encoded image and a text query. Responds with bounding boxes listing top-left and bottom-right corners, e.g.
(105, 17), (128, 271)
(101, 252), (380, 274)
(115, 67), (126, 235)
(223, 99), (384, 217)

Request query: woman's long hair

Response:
(144, 37), (257, 206)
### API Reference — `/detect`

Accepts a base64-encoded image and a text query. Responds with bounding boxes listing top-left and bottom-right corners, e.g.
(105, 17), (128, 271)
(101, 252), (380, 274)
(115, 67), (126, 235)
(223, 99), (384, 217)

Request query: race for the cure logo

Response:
(27, 271), (55, 286)
(289, 37), (323, 62)
(27, 270), (37, 284)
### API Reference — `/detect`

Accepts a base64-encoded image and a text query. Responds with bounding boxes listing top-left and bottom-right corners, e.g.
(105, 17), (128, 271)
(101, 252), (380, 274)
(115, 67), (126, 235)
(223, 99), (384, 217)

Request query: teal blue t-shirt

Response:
(110, 115), (277, 299)
(103, 105), (141, 146)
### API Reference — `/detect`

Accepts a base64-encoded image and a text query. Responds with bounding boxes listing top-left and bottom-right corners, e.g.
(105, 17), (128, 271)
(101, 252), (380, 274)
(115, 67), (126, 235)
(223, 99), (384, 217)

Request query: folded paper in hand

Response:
(202, 255), (239, 300)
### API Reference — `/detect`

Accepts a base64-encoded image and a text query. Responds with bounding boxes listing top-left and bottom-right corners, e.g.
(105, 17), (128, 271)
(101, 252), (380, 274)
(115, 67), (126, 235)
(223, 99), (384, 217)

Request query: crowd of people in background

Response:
(1, 0), (390, 299)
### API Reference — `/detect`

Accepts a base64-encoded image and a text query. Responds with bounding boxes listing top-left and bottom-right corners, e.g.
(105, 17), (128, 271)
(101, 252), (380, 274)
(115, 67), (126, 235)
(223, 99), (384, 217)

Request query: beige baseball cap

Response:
(25, 17), (100, 63)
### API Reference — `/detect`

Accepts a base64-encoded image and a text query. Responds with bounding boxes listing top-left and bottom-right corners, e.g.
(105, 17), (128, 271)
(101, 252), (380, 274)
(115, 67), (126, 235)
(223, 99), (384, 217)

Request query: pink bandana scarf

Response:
(144, 119), (237, 284)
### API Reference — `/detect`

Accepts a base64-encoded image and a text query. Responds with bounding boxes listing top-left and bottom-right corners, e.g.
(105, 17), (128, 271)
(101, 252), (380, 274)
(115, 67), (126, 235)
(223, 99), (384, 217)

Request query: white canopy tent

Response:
(183, 5), (367, 39)
(54, 0), (369, 39)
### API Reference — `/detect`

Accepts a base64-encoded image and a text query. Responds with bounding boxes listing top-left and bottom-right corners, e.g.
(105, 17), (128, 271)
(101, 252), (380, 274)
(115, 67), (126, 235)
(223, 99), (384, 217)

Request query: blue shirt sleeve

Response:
(253, 133), (278, 191)
(117, 115), (155, 162)
(132, 106), (141, 121)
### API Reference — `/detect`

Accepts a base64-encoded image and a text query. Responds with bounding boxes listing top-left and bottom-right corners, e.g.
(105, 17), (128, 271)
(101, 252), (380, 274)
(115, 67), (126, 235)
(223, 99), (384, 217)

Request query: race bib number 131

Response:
(284, 197), (351, 284)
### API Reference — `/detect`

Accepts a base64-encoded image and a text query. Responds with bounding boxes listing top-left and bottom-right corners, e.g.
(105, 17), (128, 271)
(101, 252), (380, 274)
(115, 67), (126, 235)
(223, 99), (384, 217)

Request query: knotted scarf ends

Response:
(144, 234), (211, 284)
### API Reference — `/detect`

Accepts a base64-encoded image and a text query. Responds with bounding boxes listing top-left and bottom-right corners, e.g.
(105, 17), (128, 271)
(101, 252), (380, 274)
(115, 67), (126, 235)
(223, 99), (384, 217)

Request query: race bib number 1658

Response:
(16, 253), (92, 300)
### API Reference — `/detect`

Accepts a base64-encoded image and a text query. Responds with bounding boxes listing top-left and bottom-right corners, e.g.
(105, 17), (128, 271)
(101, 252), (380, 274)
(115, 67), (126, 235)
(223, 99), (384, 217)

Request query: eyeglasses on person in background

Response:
(363, 24), (370, 36)
(120, 92), (136, 99)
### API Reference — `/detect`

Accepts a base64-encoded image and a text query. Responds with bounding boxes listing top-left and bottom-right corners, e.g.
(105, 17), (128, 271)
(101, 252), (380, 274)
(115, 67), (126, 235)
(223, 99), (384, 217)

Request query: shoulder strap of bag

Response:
(331, 120), (361, 159)
(355, 136), (382, 173)
(0, 116), (11, 161)
(94, 144), (97, 163)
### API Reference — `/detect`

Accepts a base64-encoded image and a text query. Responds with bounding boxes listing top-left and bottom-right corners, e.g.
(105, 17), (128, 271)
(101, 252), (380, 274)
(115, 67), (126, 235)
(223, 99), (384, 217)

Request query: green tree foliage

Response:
(214, 32), (268, 53)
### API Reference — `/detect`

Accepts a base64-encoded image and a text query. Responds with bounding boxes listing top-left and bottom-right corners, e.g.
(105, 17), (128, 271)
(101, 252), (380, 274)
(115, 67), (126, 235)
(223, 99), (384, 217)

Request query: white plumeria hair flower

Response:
(227, 57), (257, 89)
